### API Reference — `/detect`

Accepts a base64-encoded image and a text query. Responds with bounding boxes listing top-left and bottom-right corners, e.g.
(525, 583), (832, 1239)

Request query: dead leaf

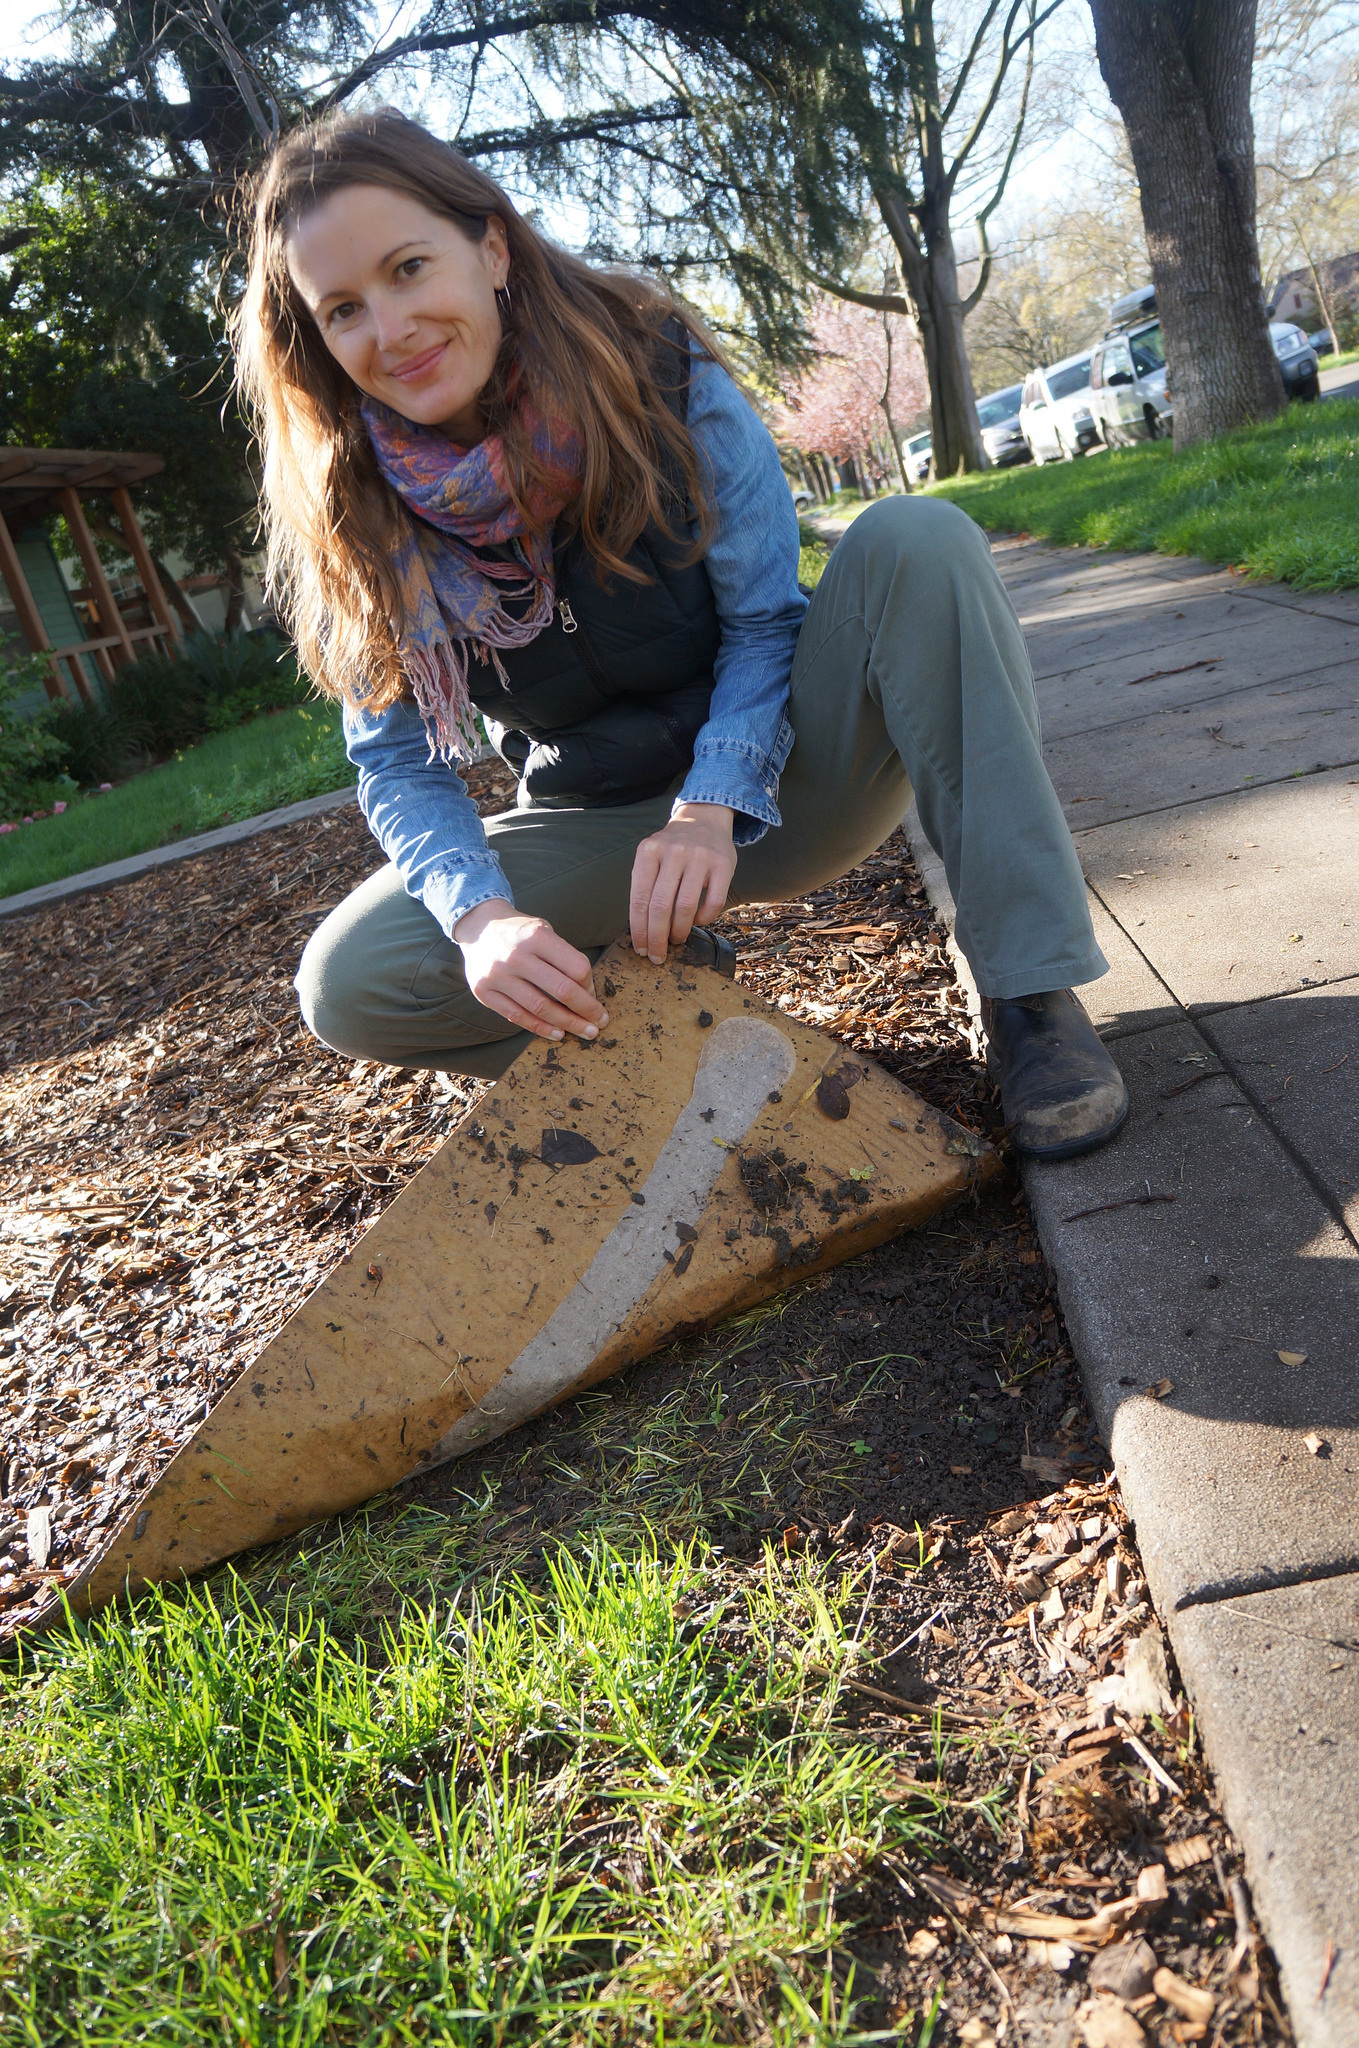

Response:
(1088, 1938), (1159, 2002)
(1079, 1997), (1147, 2048)
(1276, 1350), (1308, 1367)
(540, 1128), (601, 1167)
(1145, 1378), (1174, 1400)
(1022, 1454), (1072, 1483)
(1035, 1744), (1120, 1790)
(1117, 1626), (1174, 1720)
(1136, 1864), (1168, 1902)
(815, 1070), (851, 1120)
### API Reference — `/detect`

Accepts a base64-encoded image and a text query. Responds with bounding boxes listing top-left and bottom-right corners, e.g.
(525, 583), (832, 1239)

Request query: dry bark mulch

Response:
(0, 777), (1289, 2044)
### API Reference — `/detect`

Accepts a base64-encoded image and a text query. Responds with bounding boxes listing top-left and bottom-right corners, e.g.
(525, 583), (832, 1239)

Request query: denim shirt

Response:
(342, 344), (807, 939)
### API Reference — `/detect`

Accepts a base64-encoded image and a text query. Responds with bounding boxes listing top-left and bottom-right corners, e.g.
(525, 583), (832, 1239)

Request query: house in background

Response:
(1267, 250), (1359, 330)
(0, 446), (266, 718)
(0, 448), (181, 713)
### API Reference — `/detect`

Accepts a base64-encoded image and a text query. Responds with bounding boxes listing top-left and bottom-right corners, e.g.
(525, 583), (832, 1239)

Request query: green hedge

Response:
(1, 630), (312, 823)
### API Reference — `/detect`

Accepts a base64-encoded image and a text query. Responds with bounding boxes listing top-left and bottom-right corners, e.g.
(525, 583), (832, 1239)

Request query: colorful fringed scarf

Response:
(362, 394), (584, 760)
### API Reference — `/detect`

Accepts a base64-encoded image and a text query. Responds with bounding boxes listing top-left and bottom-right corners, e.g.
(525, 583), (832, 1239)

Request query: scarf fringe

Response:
(406, 639), (485, 765)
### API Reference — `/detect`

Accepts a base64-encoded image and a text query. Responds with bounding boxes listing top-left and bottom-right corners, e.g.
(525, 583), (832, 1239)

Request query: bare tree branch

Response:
(803, 267), (912, 315)
(961, 0), (1037, 316)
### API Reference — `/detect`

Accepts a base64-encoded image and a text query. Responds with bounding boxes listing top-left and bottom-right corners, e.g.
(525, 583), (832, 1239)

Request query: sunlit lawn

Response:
(0, 702), (351, 900)
(0, 1510), (1009, 2045)
(929, 395), (1359, 590)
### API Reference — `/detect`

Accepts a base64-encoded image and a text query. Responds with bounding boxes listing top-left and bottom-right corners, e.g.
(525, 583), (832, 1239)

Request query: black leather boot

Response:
(679, 929), (737, 978)
(981, 989), (1129, 1160)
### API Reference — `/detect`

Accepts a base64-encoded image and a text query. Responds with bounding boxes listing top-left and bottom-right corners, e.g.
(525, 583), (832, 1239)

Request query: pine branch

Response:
(459, 99), (687, 157)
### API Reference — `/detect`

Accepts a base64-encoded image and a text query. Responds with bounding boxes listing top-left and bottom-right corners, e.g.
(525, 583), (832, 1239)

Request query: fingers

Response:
(668, 865), (709, 947)
(534, 931), (605, 1023)
(631, 835), (690, 963)
(483, 975), (601, 1042)
(462, 920), (608, 1042)
(631, 844), (736, 961)
(692, 873), (731, 926)
(628, 839), (663, 960)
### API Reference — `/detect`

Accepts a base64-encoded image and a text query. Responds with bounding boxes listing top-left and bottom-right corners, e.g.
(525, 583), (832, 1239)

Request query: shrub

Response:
(0, 653), (70, 820)
(42, 631), (312, 792)
(51, 695), (147, 786)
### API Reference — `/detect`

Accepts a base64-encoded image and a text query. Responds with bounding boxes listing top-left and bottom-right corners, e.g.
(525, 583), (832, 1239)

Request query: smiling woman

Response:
(285, 191), (510, 445)
(231, 108), (1131, 1161)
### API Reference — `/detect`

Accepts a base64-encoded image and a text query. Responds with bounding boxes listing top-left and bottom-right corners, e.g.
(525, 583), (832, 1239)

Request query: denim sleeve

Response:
(675, 347), (807, 844)
(344, 696), (513, 938)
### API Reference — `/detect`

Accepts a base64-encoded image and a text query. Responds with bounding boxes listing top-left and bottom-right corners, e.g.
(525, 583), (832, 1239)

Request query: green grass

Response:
(0, 1513), (1005, 2045)
(928, 395), (1359, 590)
(0, 702), (351, 900)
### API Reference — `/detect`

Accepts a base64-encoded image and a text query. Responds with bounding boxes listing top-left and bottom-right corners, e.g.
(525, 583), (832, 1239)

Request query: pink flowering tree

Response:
(777, 296), (928, 493)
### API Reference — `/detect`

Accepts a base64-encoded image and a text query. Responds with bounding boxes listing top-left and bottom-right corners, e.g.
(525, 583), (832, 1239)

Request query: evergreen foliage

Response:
(0, 0), (1060, 492)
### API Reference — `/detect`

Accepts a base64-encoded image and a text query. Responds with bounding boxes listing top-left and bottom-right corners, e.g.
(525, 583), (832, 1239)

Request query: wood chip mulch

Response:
(0, 775), (1291, 2044)
(0, 778), (979, 1630)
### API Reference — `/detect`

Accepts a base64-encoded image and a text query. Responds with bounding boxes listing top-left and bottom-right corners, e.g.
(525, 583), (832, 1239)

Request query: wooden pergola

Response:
(0, 448), (182, 704)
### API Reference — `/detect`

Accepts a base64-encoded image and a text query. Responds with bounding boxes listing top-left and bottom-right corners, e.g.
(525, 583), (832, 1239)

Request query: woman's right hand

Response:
(454, 899), (609, 1043)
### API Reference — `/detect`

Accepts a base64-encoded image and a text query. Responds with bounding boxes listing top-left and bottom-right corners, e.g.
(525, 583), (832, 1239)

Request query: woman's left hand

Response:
(629, 803), (737, 964)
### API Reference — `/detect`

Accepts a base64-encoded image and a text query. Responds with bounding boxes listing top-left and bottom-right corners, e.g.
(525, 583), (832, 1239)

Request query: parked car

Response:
(1107, 283), (1157, 331)
(1271, 321), (1321, 399)
(1019, 352), (1098, 462)
(1308, 328), (1334, 359)
(977, 384), (1030, 467)
(904, 429), (933, 484)
(790, 483), (814, 513)
(1089, 316), (1172, 446)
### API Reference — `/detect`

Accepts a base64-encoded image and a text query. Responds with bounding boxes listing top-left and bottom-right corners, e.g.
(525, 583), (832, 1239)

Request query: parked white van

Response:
(1019, 352), (1098, 463)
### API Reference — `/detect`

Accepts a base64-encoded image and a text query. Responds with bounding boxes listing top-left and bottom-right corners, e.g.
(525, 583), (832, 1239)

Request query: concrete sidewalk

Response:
(918, 536), (1359, 2046)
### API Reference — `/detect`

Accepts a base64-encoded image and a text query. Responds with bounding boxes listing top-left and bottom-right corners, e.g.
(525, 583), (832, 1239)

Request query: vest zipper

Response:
(555, 553), (614, 696)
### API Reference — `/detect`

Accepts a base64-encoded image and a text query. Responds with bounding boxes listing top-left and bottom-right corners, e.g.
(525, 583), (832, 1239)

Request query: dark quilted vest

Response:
(466, 321), (721, 806)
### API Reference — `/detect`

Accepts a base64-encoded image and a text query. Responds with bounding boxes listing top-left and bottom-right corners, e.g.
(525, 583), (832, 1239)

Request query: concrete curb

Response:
(906, 786), (1359, 2039)
(0, 742), (510, 923)
(0, 786), (359, 923)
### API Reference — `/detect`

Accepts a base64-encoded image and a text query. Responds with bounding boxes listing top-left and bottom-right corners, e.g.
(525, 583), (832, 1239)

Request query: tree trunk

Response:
(881, 406), (912, 493)
(222, 546), (247, 634)
(877, 188), (987, 475)
(151, 556), (207, 635)
(1089, 0), (1284, 448)
(879, 316), (913, 492)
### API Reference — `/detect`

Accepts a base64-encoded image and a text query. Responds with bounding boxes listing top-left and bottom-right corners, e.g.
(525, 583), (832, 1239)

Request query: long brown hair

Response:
(233, 108), (720, 711)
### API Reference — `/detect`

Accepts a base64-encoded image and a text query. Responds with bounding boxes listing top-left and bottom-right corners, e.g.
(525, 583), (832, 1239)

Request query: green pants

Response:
(297, 496), (1106, 1078)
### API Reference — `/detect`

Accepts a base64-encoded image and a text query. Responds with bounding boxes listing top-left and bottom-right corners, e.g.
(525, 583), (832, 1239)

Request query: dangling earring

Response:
(495, 280), (512, 318)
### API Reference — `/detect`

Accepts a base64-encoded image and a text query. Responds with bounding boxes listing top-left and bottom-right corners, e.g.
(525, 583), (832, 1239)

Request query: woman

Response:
(237, 108), (1127, 1161)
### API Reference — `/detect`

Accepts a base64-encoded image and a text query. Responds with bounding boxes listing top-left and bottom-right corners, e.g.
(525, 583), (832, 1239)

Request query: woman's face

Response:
(286, 184), (510, 443)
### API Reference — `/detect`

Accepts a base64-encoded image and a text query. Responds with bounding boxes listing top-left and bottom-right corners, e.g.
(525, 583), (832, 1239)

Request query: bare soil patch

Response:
(1, 777), (1288, 2043)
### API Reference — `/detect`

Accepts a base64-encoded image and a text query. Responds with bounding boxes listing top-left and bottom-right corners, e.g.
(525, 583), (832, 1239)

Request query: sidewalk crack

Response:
(1175, 1556), (1359, 1612)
